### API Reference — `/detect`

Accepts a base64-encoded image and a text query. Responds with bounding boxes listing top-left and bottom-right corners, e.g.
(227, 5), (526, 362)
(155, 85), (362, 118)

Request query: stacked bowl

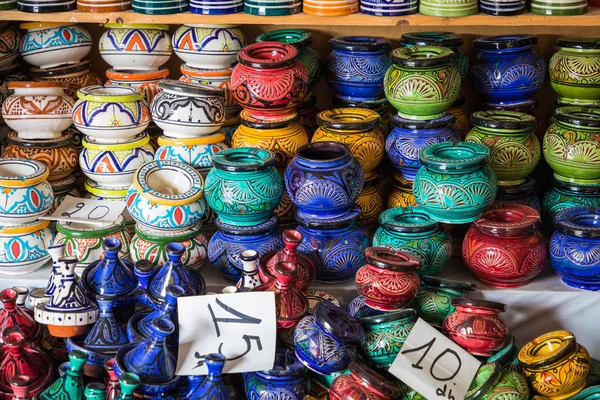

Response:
(191, 0), (242, 13)
(360, 0), (418, 16)
(245, 0), (301, 15)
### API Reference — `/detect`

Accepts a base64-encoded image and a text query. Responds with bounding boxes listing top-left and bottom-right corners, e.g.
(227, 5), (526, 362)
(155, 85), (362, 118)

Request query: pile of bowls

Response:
(359, 0), (417, 15)
(303, 0), (358, 15)
(244, 0), (301, 15)
(190, 0), (242, 13)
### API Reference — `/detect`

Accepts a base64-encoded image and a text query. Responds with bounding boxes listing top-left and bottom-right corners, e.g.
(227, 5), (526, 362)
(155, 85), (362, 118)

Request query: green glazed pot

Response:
(384, 46), (460, 120)
(413, 275), (475, 328)
(466, 362), (530, 400)
(419, 0), (478, 16)
(573, 386), (600, 400)
(542, 177), (600, 227)
(531, 0), (587, 16)
(243, 3), (302, 16)
(466, 110), (540, 186)
(373, 207), (452, 276)
(413, 142), (498, 224)
(550, 39), (600, 104)
(588, 358), (600, 388)
(543, 107), (600, 184)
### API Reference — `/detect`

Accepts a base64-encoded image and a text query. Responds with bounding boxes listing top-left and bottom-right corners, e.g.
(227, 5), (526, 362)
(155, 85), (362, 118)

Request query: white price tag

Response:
(42, 196), (125, 226)
(389, 318), (480, 400)
(176, 292), (277, 375)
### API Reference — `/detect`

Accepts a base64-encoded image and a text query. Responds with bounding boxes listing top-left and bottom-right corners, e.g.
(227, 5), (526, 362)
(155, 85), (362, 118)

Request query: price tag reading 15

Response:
(388, 318), (481, 400)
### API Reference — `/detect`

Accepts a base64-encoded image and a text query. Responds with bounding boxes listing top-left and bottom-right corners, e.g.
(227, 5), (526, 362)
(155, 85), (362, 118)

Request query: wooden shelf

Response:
(1, 9), (600, 26)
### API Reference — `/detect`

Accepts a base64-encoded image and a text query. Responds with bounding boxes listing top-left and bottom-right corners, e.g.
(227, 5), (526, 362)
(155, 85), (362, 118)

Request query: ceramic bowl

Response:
(151, 79), (226, 138)
(105, 68), (169, 105)
(0, 23), (20, 69)
(154, 132), (229, 170)
(80, 133), (155, 188)
(99, 24), (172, 71)
(20, 23), (91, 69)
(72, 86), (150, 143)
(172, 24), (246, 69)
(0, 220), (54, 275)
(126, 160), (206, 231)
(0, 159), (53, 226)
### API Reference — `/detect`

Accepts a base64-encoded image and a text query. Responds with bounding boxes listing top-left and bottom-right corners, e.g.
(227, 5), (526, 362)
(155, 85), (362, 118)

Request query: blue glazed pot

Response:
(208, 216), (284, 281)
(386, 113), (459, 181)
(550, 207), (600, 291)
(326, 36), (391, 101)
(543, 178), (600, 227)
(187, 354), (229, 400)
(471, 35), (545, 105)
(296, 207), (369, 283)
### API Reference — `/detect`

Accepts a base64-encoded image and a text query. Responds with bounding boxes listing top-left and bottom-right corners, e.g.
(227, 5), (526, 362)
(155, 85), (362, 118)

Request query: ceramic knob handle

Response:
(240, 250), (259, 273)
(9, 375), (33, 400)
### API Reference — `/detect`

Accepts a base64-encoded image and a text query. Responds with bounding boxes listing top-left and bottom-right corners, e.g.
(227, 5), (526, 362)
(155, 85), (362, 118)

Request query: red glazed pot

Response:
(463, 203), (547, 288)
(330, 362), (398, 400)
(259, 229), (316, 291)
(231, 42), (309, 121)
(443, 298), (508, 357)
(355, 247), (421, 311)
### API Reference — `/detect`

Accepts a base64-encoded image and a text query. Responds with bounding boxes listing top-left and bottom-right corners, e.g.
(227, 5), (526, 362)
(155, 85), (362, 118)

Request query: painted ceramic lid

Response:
(29, 60), (92, 77)
(474, 35), (537, 50)
(451, 297), (507, 312)
(420, 142), (489, 172)
(256, 29), (312, 49)
(77, 85), (144, 102)
(0, 159), (49, 187)
(364, 247), (420, 272)
(556, 38), (600, 50)
(471, 110), (536, 131)
(133, 160), (204, 205)
(211, 147), (276, 172)
(159, 79), (225, 97)
(238, 42), (299, 69)
(518, 330), (577, 368)
(421, 275), (476, 292)
(314, 301), (365, 343)
(329, 36), (390, 52)
(401, 31), (463, 48)
(554, 106), (600, 128)
(392, 112), (455, 130)
(317, 108), (380, 131)
(555, 206), (600, 238)
(379, 207), (441, 234)
(391, 46), (453, 68)
(465, 363), (502, 400)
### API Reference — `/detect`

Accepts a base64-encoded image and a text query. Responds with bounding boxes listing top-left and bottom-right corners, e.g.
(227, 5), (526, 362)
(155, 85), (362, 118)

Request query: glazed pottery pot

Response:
(172, 24), (245, 69)
(0, 220), (54, 275)
(413, 142), (498, 224)
(29, 60), (103, 100)
(443, 298), (508, 356)
(80, 134), (154, 188)
(550, 207), (600, 290)
(0, 64), (27, 125)
(414, 276), (476, 328)
(204, 148), (283, 226)
(359, 0), (418, 16)
(387, 113), (459, 181)
(373, 207), (452, 277)
(294, 301), (365, 375)
(0, 159), (53, 226)
(356, 174), (384, 230)
(544, 107), (600, 184)
(471, 35), (545, 105)
(419, 0), (477, 15)
(151, 79), (226, 138)
(4, 131), (77, 182)
(233, 110), (309, 168)
(479, 0), (526, 15)
(531, 0), (587, 15)
(466, 110), (540, 185)
(72, 86), (150, 143)
(20, 23), (92, 69)
(543, 177), (600, 226)
(384, 46), (461, 119)
(496, 176), (541, 213)
(448, 97), (471, 138)
(99, 24), (172, 71)
(179, 64), (238, 111)
(77, 0), (131, 12)
(330, 362), (398, 400)
(518, 330), (591, 399)
(359, 309), (417, 368)
(302, 0), (359, 16)
(388, 175), (417, 208)
(189, 0), (243, 14)
(463, 204), (547, 288)
(17, 0), (77, 13)
(105, 68), (169, 105)
(482, 97), (545, 142)
(466, 362), (529, 400)
(296, 207), (369, 283)
(573, 386), (600, 400)
(2, 82), (74, 140)
(208, 216), (283, 281)
(0, 23), (20, 69)
(486, 335), (521, 373)
(332, 96), (393, 135)
(355, 247), (420, 311)
(312, 108), (385, 180)
(326, 36), (391, 101)
(550, 39), (600, 104)
(400, 32), (468, 81)
(285, 142), (364, 220)
(155, 132), (228, 170)
(245, 0), (302, 17)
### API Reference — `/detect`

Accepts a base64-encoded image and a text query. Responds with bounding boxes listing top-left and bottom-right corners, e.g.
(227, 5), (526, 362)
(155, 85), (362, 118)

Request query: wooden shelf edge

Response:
(0, 9), (599, 26)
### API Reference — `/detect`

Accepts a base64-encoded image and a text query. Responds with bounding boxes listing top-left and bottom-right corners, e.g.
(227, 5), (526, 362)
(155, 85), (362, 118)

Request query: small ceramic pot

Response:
(312, 108), (385, 180)
(384, 46), (461, 119)
(448, 97), (471, 138)
(0, 159), (53, 226)
(151, 79), (226, 138)
(0, 220), (54, 275)
(466, 362), (529, 400)
(443, 298), (508, 357)
(414, 142), (498, 224)
(126, 160), (206, 232)
(179, 64), (238, 111)
(0, 23), (20, 69)
(155, 132), (228, 170)
(466, 111), (540, 186)
(20, 23), (92, 69)
(72, 85), (150, 143)
(29, 60), (102, 100)
(172, 24), (245, 69)
(330, 362), (398, 400)
(543, 177), (600, 226)
(4, 131), (77, 182)
(359, 309), (417, 368)
(231, 42), (309, 121)
(2, 82), (74, 140)
(550, 39), (600, 104)
(373, 207), (452, 277)
(50, 175), (79, 213)
(495, 176), (541, 213)
(518, 330), (591, 399)
(387, 113), (459, 181)
(326, 36), (391, 101)
(531, 0), (587, 15)
(99, 24), (172, 71)
(471, 35), (545, 105)
(387, 175), (417, 208)
(105, 68), (169, 105)
(463, 204), (547, 288)
(414, 276), (476, 328)
(418, 0), (477, 15)
(80, 134), (154, 188)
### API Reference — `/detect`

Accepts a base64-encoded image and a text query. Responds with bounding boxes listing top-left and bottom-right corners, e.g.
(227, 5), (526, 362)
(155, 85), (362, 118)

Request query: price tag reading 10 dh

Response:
(388, 318), (481, 400)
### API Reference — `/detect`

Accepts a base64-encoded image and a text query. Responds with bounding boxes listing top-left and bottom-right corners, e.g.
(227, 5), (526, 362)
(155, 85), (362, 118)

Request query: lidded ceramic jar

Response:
(543, 177), (600, 226)
(471, 35), (545, 105)
(172, 25), (246, 69)
(384, 46), (460, 120)
(373, 207), (452, 277)
(413, 142), (498, 224)
(465, 362), (529, 400)
(20, 23), (92, 69)
(414, 276), (476, 328)
(466, 110), (540, 186)
(330, 362), (399, 400)
(99, 24), (172, 71)
(155, 132), (229, 171)
(105, 68), (169, 105)
(496, 176), (541, 213)
(518, 330), (590, 399)
(463, 203), (547, 288)
(179, 64), (238, 113)
(0, 220), (54, 275)
(29, 60), (103, 100)
(2, 82), (74, 140)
